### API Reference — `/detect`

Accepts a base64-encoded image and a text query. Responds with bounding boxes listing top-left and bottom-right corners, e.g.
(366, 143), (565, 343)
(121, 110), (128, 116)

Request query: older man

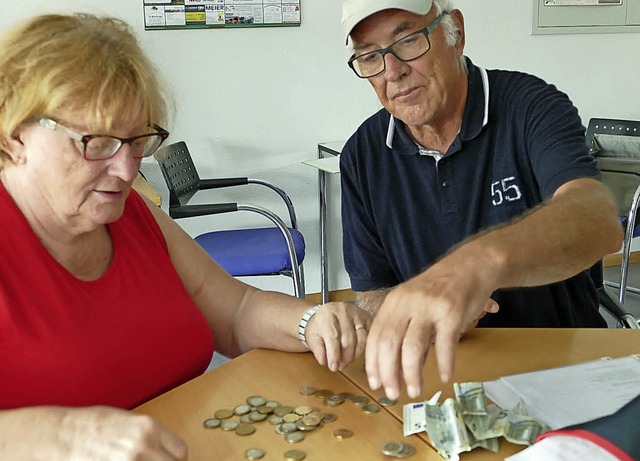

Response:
(340, 0), (622, 400)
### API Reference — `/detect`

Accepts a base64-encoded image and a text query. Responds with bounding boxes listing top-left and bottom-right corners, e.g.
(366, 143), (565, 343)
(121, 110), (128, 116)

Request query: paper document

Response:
(484, 355), (640, 430)
(302, 156), (341, 174)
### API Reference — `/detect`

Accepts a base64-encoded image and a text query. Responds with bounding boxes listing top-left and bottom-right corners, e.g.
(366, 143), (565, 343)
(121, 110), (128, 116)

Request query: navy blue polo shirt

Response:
(340, 57), (606, 328)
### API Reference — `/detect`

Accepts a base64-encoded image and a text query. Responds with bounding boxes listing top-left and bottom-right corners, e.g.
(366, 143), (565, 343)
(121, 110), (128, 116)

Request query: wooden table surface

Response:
(134, 329), (640, 460)
(134, 348), (441, 461)
(340, 328), (640, 459)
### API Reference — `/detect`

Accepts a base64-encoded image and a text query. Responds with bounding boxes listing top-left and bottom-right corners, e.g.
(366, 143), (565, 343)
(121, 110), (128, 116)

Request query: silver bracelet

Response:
(298, 305), (321, 348)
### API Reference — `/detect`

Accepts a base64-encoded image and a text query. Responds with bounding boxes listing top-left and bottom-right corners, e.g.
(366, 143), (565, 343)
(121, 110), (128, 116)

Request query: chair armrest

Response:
(169, 203), (238, 219)
(199, 178), (248, 189)
(598, 285), (640, 329)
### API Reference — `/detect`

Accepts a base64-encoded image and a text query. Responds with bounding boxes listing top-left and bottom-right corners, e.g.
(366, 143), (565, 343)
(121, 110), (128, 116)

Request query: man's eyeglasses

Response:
(38, 117), (170, 161)
(348, 13), (444, 79)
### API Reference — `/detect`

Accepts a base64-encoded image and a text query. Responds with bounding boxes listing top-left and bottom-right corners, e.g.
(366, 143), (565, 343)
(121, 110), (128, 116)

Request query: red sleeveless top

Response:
(0, 184), (214, 409)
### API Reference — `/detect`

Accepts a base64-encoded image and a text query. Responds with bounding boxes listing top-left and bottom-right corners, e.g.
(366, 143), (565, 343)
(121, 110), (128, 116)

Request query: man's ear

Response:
(449, 9), (466, 55)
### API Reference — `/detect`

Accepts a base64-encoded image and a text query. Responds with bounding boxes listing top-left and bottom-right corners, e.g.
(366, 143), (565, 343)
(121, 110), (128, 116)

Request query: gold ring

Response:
(354, 324), (366, 331)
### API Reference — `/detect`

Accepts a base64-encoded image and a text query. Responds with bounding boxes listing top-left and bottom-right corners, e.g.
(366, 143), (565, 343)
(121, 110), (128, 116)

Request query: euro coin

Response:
(294, 406), (313, 416)
(214, 409), (234, 420)
(234, 404), (251, 415)
(203, 418), (221, 429)
(220, 420), (239, 431)
(362, 404), (380, 414)
(381, 441), (404, 456)
(333, 428), (354, 439)
(299, 386), (316, 396)
(350, 395), (369, 406)
(283, 413), (301, 423)
(284, 449), (306, 461)
(379, 397), (397, 407)
(285, 431), (305, 443)
(244, 448), (265, 460)
(236, 423), (256, 436)
(247, 395), (267, 407)
(322, 413), (337, 423)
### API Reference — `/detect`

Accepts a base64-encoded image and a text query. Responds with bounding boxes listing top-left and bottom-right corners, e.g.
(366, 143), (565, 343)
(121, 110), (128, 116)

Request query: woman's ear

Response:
(1, 128), (27, 164)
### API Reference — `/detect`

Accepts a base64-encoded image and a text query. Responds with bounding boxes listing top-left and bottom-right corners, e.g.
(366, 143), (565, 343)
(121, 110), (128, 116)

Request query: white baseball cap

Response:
(341, 0), (434, 45)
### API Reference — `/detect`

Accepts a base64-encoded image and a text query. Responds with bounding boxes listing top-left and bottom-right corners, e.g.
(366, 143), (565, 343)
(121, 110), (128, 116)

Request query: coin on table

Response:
(236, 423), (256, 436)
(257, 405), (275, 414)
(381, 441), (404, 456)
(214, 409), (234, 420)
(249, 411), (268, 422)
(295, 419), (316, 432)
(285, 431), (305, 444)
(280, 422), (298, 434)
(397, 442), (416, 458)
(314, 389), (333, 399)
(333, 428), (354, 439)
(350, 395), (369, 406)
(220, 420), (239, 431)
(203, 418), (221, 429)
(234, 404), (252, 415)
(322, 413), (337, 423)
(240, 414), (254, 424)
(266, 400), (280, 408)
(301, 413), (322, 427)
(299, 386), (316, 396)
(283, 413), (301, 423)
(284, 449), (306, 461)
(379, 396), (397, 407)
(247, 395), (267, 407)
(362, 404), (381, 414)
(274, 406), (295, 417)
(268, 415), (284, 425)
(294, 405), (313, 416)
(244, 448), (265, 460)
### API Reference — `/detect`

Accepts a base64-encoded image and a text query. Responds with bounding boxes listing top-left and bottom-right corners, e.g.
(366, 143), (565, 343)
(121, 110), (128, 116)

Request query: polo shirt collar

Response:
(385, 57), (489, 156)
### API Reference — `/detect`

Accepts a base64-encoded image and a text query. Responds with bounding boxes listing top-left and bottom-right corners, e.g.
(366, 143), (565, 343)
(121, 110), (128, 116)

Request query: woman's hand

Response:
(3, 406), (187, 461)
(304, 302), (372, 372)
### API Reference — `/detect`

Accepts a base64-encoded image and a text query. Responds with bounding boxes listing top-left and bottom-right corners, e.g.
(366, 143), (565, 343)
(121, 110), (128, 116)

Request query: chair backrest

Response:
(587, 118), (640, 216)
(154, 141), (201, 208)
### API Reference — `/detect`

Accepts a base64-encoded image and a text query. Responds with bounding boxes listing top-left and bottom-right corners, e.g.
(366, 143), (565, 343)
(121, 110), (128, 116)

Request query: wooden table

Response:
(134, 329), (640, 460)
(340, 328), (640, 459)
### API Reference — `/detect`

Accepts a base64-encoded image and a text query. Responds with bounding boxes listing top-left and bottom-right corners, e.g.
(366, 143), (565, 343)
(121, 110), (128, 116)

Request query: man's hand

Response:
(364, 250), (499, 401)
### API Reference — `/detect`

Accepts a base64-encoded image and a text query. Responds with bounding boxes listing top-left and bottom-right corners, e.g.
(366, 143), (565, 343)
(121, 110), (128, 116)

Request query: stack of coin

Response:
(380, 441), (416, 458)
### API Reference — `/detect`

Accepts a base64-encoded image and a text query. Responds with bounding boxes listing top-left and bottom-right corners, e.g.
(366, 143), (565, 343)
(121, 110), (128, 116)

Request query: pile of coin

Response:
(381, 441), (417, 458)
(203, 387), (412, 460)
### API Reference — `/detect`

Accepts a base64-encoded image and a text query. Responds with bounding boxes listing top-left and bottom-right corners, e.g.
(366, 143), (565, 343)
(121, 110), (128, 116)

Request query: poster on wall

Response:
(143, 0), (301, 30)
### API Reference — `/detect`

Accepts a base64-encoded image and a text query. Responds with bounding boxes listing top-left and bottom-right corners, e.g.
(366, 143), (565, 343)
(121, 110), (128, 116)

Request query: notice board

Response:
(144, 0), (301, 30)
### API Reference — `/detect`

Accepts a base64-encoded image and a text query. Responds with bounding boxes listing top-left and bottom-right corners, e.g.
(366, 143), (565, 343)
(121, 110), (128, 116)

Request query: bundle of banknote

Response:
(402, 383), (549, 461)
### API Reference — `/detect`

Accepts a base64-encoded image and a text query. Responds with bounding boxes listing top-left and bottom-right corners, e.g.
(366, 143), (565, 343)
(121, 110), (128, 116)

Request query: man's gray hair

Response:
(433, 0), (458, 47)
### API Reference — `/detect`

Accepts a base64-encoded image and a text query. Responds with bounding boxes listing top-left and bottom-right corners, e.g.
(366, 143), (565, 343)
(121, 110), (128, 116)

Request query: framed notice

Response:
(143, 0), (301, 30)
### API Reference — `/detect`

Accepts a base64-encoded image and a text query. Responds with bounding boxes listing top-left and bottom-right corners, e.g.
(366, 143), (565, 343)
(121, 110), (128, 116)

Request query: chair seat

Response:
(195, 227), (305, 277)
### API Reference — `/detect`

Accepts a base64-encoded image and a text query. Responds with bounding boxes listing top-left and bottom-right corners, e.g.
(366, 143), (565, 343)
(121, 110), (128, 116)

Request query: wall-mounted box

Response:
(533, 0), (640, 34)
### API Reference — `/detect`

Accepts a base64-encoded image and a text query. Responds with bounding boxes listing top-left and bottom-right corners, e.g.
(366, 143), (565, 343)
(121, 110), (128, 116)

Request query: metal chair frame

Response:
(154, 141), (305, 298)
(588, 117), (640, 328)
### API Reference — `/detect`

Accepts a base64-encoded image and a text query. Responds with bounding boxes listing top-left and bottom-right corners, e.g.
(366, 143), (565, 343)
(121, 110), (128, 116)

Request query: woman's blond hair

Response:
(0, 13), (168, 167)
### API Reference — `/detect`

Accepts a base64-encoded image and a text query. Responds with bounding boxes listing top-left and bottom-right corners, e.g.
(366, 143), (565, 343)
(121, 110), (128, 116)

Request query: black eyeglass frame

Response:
(37, 117), (170, 161)
(348, 13), (445, 79)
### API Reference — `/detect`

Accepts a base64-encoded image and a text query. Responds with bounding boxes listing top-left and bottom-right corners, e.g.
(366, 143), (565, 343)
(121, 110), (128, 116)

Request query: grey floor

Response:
(602, 262), (640, 327)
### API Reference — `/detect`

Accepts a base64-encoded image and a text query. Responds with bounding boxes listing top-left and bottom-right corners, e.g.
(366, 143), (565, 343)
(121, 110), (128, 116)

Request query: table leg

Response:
(319, 168), (329, 304)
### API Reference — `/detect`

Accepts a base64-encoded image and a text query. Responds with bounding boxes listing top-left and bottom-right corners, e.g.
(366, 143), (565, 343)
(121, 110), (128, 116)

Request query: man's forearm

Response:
(455, 178), (622, 290)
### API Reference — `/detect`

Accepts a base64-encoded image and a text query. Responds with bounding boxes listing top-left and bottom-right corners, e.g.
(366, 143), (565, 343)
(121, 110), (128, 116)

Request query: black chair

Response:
(587, 118), (640, 328)
(154, 141), (305, 298)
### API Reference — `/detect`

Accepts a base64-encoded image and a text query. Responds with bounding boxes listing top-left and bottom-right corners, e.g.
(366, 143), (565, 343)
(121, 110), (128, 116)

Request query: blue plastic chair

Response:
(154, 141), (305, 298)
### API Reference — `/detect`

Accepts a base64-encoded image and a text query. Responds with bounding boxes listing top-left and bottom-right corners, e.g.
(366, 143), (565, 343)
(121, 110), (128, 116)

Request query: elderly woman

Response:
(0, 13), (371, 460)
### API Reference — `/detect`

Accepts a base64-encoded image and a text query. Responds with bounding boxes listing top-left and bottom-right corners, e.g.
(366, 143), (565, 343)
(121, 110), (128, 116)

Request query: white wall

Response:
(2, 1), (639, 295)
